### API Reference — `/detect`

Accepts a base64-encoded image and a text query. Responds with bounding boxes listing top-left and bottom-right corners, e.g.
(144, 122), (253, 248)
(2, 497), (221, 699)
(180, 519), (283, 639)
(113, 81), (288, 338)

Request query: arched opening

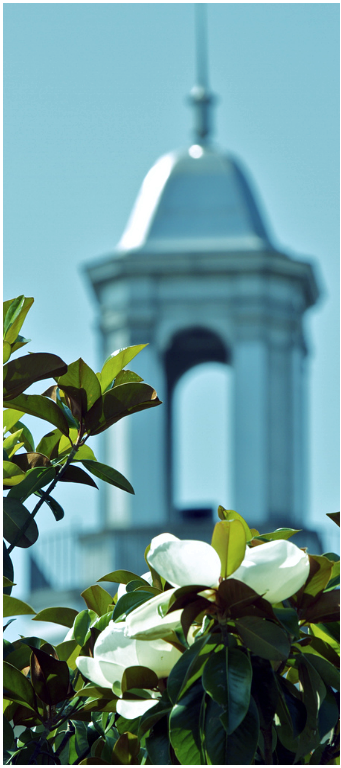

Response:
(172, 362), (233, 520)
(164, 327), (232, 521)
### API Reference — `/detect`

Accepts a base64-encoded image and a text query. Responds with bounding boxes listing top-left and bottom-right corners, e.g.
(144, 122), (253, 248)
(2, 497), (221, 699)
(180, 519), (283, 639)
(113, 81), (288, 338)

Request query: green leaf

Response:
(3, 429), (25, 457)
(3, 595), (36, 617)
(8, 420), (35, 452)
(3, 460), (26, 486)
(221, 694), (260, 765)
(302, 589), (340, 624)
(73, 610), (92, 647)
(227, 648), (253, 734)
(3, 408), (25, 433)
(100, 344), (148, 394)
(169, 680), (205, 765)
(56, 358), (102, 414)
(3, 352), (67, 400)
(60, 464), (98, 488)
(251, 656), (278, 730)
(113, 369), (144, 386)
(72, 445), (97, 462)
(138, 694), (172, 738)
(35, 490), (64, 521)
(326, 511), (340, 527)
(211, 519), (246, 578)
(204, 696), (229, 765)
(3, 576), (15, 588)
(3, 660), (37, 712)
(121, 666), (158, 694)
(3, 296), (34, 344)
(112, 591), (152, 621)
(217, 507), (253, 541)
(11, 334), (31, 354)
(11, 451), (51, 472)
(97, 569), (143, 585)
(3, 715), (14, 750)
(318, 686), (339, 741)
(55, 640), (81, 668)
(3, 497), (39, 548)
(202, 647), (228, 708)
(7, 465), (56, 502)
(3, 543), (14, 593)
(3, 340), (11, 362)
(5, 393), (70, 436)
(167, 634), (217, 704)
(84, 382), (161, 436)
(81, 460), (134, 494)
(254, 528), (301, 542)
(272, 604), (301, 639)
(81, 585), (113, 616)
(30, 646), (71, 705)
(33, 606), (78, 628)
(235, 616), (291, 661)
(36, 429), (62, 458)
(304, 555), (334, 597)
(299, 650), (340, 691)
(145, 715), (171, 765)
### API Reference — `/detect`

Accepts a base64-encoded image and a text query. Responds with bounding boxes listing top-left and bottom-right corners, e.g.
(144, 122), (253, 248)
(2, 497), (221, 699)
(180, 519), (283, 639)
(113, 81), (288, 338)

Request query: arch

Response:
(164, 326), (231, 517)
(172, 362), (233, 521)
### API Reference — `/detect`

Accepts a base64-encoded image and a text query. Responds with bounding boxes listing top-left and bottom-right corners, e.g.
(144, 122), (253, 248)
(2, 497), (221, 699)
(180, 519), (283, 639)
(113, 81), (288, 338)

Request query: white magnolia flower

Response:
(76, 620), (182, 717)
(124, 532), (310, 641)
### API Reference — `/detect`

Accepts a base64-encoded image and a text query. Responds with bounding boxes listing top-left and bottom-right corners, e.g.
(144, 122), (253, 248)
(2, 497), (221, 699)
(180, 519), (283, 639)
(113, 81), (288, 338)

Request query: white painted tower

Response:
(85, 9), (320, 568)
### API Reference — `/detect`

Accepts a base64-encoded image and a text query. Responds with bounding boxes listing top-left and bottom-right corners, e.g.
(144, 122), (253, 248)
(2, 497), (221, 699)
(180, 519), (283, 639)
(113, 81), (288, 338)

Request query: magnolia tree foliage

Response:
(3, 296), (340, 766)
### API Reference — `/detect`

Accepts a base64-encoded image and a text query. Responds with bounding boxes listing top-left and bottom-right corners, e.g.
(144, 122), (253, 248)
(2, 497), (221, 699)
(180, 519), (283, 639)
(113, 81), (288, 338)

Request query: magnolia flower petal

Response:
(116, 697), (159, 719)
(97, 659), (126, 685)
(231, 539), (310, 604)
(94, 622), (139, 667)
(136, 637), (182, 677)
(147, 535), (221, 588)
(76, 656), (112, 689)
(125, 588), (181, 640)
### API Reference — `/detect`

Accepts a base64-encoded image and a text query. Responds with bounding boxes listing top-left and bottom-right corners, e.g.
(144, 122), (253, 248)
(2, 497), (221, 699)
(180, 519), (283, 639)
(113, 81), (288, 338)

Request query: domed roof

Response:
(117, 143), (273, 254)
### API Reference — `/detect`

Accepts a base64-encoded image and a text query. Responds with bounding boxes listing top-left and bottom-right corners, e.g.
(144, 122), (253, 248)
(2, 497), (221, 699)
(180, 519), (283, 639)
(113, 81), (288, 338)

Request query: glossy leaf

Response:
(121, 666), (159, 694)
(254, 528), (301, 542)
(33, 606), (78, 628)
(84, 382), (161, 436)
(100, 344), (147, 393)
(221, 695), (260, 765)
(9, 420), (35, 452)
(169, 680), (205, 765)
(299, 650), (340, 691)
(3, 295), (34, 344)
(5, 393), (70, 436)
(138, 694), (172, 738)
(12, 451), (51, 472)
(81, 459), (134, 494)
(3, 352), (67, 400)
(81, 585), (113, 616)
(73, 610), (92, 647)
(56, 358), (102, 414)
(211, 519), (246, 578)
(3, 340), (11, 362)
(30, 646), (71, 705)
(3, 497), (38, 548)
(3, 429), (24, 456)
(326, 511), (340, 527)
(3, 714), (14, 750)
(304, 555), (334, 597)
(318, 686), (339, 741)
(3, 408), (25, 433)
(145, 715), (171, 765)
(302, 589), (340, 623)
(113, 369), (144, 386)
(217, 578), (277, 622)
(7, 465), (56, 502)
(3, 543), (14, 591)
(36, 429), (62, 458)
(97, 569), (144, 585)
(167, 634), (216, 704)
(204, 696), (229, 765)
(35, 490), (64, 521)
(3, 596), (36, 617)
(217, 506), (253, 541)
(251, 656), (278, 730)
(112, 590), (153, 621)
(3, 661), (37, 712)
(112, 732), (140, 764)
(60, 464), (98, 488)
(235, 616), (291, 661)
(202, 647), (228, 707)
(3, 460), (26, 486)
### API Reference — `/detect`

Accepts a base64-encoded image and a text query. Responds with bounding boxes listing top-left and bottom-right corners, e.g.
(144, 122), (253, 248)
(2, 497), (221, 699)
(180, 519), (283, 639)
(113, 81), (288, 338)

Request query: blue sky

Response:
(4, 4), (340, 576)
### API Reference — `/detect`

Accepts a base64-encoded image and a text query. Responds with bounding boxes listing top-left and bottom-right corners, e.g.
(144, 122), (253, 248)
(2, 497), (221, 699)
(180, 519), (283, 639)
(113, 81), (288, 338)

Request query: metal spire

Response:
(189, 3), (216, 144)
